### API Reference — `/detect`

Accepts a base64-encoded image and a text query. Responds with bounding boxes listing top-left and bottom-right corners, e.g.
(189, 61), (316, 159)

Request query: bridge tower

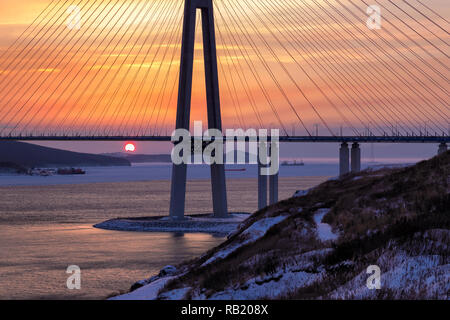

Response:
(169, 0), (228, 219)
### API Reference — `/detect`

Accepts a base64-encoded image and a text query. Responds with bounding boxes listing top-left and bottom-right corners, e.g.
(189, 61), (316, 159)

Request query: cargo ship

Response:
(225, 168), (246, 172)
(57, 168), (86, 175)
(281, 160), (305, 166)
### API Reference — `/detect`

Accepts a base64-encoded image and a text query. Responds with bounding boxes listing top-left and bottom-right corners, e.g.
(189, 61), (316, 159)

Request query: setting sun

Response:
(124, 143), (136, 152)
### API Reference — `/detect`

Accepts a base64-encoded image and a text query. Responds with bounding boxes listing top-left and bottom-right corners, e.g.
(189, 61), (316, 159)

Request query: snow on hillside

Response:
(313, 209), (338, 242)
(111, 276), (176, 300)
(113, 152), (450, 300)
(329, 229), (450, 299)
(201, 215), (288, 266)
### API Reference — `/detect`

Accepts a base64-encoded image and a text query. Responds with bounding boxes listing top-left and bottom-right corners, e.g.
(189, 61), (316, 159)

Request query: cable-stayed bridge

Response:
(0, 0), (448, 138)
(0, 0), (448, 218)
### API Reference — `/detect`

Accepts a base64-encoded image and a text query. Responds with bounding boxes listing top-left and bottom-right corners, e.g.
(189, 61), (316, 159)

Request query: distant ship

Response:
(57, 168), (86, 175)
(281, 160), (305, 166)
(30, 168), (56, 176)
(225, 168), (246, 172)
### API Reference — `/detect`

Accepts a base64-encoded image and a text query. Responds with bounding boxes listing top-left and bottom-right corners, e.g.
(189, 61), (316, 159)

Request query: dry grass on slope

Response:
(160, 152), (449, 299)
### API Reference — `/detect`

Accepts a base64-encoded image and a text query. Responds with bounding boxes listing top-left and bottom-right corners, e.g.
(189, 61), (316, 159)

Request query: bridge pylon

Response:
(169, 0), (228, 219)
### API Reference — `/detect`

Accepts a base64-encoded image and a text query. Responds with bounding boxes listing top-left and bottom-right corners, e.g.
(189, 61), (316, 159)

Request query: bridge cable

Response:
(348, 0), (449, 100)
(324, 0), (448, 132)
(227, 0), (338, 136)
(131, 3), (181, 137)
(232, 0), (345, 135)
(405, 1), (449, 35)
(324, 0), (449, 126)
(112, 1), (181, 136)
(215, 11), (266, 130)
(214, 2), (277, 131)
(0, 0), (82, 107)
(337, 0), (450, 120)
(288, 0), (417, 134)
(216, 40), (246, 129)
(272, 0), (398, 135)
(414, 0), (449, 24)
(57, 0), (151, 134)
(1, 0), (106, 135)
(0, 0), (71, 91)
(297, 0), (446, 133)
(78, 0), (156, 135)
(108, 1), (179, 136)
(385, 0), (449, 66)
(218, 1), (293, 135)
(138, 5), (184, 136)
(119, 1), (183, 136)
(126, 0), (182, 136)
(294, 0), (441, 134)
(0, 0), (60, 69)
(253, 0), (372, 136)
(86, 0), (165, 136)
(323, 0), (449, 125)
(119, 0), (180, 136)
(218, 0), (309, 136)
(15, 0), (127, 136)
(214, 8), (266, 129)
(27, 0), (134, 135)
(146, 13), (185, 136)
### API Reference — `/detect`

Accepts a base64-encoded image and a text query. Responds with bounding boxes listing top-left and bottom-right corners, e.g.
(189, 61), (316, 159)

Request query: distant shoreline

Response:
(0, 141), (131, 170)
(0, 161), (336, 187)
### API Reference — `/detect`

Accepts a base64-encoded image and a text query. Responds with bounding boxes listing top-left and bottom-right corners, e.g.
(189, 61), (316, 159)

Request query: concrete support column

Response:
(351, 142), (361, 173)
(169, 163), (187, 220)
(339, 142), (350, 176)
(258, 163), (267, 210)
(438, 142), (447, 155)
(268, 143), (279, 205)
(258, 143), (267, 210)
(210, 163), (228, 218)
(269, 173), (279, 205)
(202, 0), (228, 218)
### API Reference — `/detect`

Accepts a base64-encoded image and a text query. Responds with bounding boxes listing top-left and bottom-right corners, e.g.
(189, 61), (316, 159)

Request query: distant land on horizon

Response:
(0, 141), (131, 169)
(102, 150), (257, 163)
(102, 152), (172, 163)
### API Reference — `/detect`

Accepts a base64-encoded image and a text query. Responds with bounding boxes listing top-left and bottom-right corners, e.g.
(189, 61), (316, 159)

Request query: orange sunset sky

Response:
(0, 0), (448, 136)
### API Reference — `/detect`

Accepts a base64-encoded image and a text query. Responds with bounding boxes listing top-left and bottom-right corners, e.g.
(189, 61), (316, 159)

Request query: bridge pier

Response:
(258, 165), (268, 210)
(258, 143), (267, 210)
(269, 173), (278, 204)
(258, 142), (279, 208)
(268, 143), (279, 205)
(351, 143), (361, 173)
(169, 163), (188, 220)
(269, 171), (279, 205)
(438, 142), (447, 155)
(339, 142), (350, 176)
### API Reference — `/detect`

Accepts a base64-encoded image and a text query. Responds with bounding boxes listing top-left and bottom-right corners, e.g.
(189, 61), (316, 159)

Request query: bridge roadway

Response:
(0, 135), (449, 143)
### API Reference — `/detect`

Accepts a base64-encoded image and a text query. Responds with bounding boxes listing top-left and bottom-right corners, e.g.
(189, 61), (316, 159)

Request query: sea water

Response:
(0, 160), (413, 299)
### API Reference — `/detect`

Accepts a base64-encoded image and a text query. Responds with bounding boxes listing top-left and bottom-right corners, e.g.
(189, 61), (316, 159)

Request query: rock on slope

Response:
(117, 152), (449, 300)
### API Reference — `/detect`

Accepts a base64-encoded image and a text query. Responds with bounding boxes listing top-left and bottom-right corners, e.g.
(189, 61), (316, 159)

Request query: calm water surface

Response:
(0, 223), (224, 299)
(0, 161), (406, 299)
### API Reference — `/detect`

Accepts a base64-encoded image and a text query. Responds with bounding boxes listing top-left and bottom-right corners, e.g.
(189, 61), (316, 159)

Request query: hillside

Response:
(0, 141), (130, 168)
(116, 151), (449, 300)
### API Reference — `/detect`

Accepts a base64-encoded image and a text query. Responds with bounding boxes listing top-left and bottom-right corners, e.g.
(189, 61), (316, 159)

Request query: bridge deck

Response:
(0, 135), (448, 143)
